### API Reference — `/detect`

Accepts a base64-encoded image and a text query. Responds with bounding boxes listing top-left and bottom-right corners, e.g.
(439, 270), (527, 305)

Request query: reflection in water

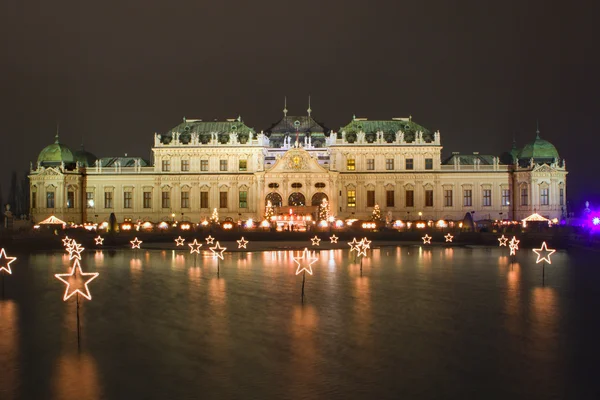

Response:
(0, 301), (19, 399)
(353, 277), (371, 347)
(130, 258), (142, 272)
(444, 247), (454, 260)
(532, 287), (557, 329)
(52, 353), (101, 400)
(290, 305), (318, 395)
(94, 251), (104, 265)
(505, 262), (521, 333)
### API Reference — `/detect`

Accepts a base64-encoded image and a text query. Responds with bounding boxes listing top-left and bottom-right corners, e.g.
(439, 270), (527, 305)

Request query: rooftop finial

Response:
(55, 121), (60, 143)
(536, 120), (540, 139)
(283, 96), (288, 117)
(307, 95), (312, 117)
(512, 133), (516, 148)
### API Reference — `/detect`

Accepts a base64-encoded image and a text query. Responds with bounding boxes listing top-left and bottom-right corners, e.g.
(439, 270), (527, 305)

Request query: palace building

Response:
(29, 107), (567, 226)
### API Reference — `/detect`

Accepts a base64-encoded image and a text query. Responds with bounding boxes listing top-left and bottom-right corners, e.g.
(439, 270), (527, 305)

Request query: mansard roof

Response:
(164, 118), (255, 136)
(266, 115), (328, 135)
(340, 118), (434, 142)
(99, 157), (149, 167)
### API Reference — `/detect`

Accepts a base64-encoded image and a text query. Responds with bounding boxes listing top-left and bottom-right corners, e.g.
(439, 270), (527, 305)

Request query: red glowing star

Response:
(188, 239), (203, 254)
(55, 259), (99, 301)
(210, 241), (226, 260)
(533, 242), (556, 264)
(175, 236), (185, 246)
(130, 238), (142, 249)
(293, 248), (318, 275)
(0, 248), (17, 275)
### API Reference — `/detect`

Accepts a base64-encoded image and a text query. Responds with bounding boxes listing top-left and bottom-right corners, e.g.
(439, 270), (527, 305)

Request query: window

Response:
(347, 190), (356, 207)
(47, 192), (55, 208)
(367, 158), (375, 170)
(347, 158), (355, 171)
(104, 192), (113, 208)
(559, 188), (564, 206)
(425, 158), (433, 170)
(444, 190), (453, 207)
(291, 183), (303, 189)
(268, 183), (280, 189)
(463, 190), (472, 207)
(219, 191), (228, 208)
(239, 160), (247, 171)
(32, 192), (37, 209)
(386, 190), (395, 207)
(406, 190), (414, 207)
(143, 191), (152, 208)
(540, 188), (549, 205)
(239, 191), (248, 208)
(483, 189), (491, 206)
(162, 191), (170, 208)
(315, 182), (326, 189)
(201, 160), (208, 171)
(86, 192), (94, 208)
(520, 187), (528, 206)
(200, 191), (209, 209)
(181, 159), (189, 172)
(162, 160), (170, 172)
(386, 158), (394, 170)
(67, 191), (74, 208)
(367, 190), (375, 207)
(124, 191), (132, 209)
(181, 191), (190, 208)
(425, 190), (433, 207)
(502, 189), (510, 206)
(405, 158), (414, 170)
(220, 160), (228, 171)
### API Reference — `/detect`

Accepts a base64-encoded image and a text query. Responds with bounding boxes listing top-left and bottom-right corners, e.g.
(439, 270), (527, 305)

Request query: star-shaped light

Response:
(422, 234), (432, 244)
(509, 236), (520, 250)
(130, 238), (142, 249)
(356, 241), (368, 257)
(94, 236), (104, 245)
(175, 236), (185, 246)
(311, 236), (321, 246)
(348, 238), (361, 252)
(205, 235), (215, 244)
(509, 243), (518, 256)
(54, 259), (99, 301)
(360, 237), (372, 249)
(444, 233), (453, 242)
(62, 236), (73, 247)
(67, 241), (85, 260)
(0, 248), (17, 274)
(498, 235), (509, 246)
(292, 248), (318, 275)
(330, 235), (338, 243)
(210, 241), (226, 260)
(533, 242), (556, 264)
(237, 237), (249, 249)
(188, 239), (203, 254)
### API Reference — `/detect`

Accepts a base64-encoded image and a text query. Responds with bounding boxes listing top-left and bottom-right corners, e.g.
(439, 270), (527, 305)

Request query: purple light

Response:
(594, 217), (600, 226)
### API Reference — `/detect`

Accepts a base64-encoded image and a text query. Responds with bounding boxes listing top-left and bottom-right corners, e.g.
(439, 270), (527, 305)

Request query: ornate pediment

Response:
(37, 167), (63, 177)
(533, 164), (554, 173)
(266, 148), (328, 174)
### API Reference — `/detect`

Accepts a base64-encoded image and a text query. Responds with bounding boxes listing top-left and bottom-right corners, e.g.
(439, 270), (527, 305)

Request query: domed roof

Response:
(73, 145), (98, 167)
(37, 135), (75, 165)
(518, 131), (559, 161)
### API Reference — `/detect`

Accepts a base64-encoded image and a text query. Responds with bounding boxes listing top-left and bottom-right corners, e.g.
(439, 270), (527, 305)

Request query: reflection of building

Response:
(29, 107), (567, 224)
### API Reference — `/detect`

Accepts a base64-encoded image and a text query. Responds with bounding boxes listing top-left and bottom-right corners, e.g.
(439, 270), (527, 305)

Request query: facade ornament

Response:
(398, 131), (404, 143)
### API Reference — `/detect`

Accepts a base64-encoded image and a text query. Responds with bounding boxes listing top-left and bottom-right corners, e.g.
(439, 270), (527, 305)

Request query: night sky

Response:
(1, 0), (597, 210)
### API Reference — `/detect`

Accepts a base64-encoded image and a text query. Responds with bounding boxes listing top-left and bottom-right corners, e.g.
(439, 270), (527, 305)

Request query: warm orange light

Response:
(498, 235), (508, 246)
(205, 235), (215, 244)
(261, 220), (270, 228)
(292, 248), (318, 275)
(180, 223), (191, 230)
(94, 236), (104, 245)
(0, 248), (17, 274)
(62, 236), (73, 247)
(311, 236), (321, 246)
(158, 222), (169, 229)
(533, 242), (556, 264)
(66, 241), (85, 260)
(175, 236), (185, 246)
(444, 233), (453, 242)
(422, 234), (432, 244)
(416, 222), (426, 229)
(223, 222), (233, 230)
(330, 235), (338, 243)
(348, 238), (361, 252)
(130, 238), (142, 249)
(55, 258), (99, 301)
(188, 239), (203, 254)
(237, 237), (249, 249)
(210, 241), (226, 260)
(121, 223), (132, 231)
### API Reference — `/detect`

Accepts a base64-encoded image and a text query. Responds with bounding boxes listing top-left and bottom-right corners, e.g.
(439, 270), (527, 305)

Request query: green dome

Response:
(37, 135), (75, 165)
(518, 134), (559, 161)
(73, 145), (97, 167)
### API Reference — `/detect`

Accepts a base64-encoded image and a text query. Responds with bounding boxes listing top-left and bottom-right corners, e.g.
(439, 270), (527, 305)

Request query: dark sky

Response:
(1, 0), (598, 210)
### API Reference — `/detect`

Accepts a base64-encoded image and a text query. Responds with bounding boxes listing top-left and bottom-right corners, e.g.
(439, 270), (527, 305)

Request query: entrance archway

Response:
(288, 192), (306, 206)
(265, 192), (282, 207)
(311, 192), (328, 206)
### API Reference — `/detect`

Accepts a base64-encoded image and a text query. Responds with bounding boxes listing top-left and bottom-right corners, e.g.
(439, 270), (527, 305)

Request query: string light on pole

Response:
(311, 236), (321, 246)
(292, 248), (318, 303)
(210, 241), (226, 276)
(329, 235), (338, 243)
(0, 248), (17, 298)
(175, 236), (185, 246)
(444, 233), (453, 242)
(237, 237), (249, 249)
(188, 239), (202, 266)
(360, 237), (371, 249)
(422, 234), (432, 244)
(205, 235), (215, 244)
(498, 235), (509, 246)
(533, 241), (556, 286)
(130, 238), (142, 249)
(94, 236), (104, 246)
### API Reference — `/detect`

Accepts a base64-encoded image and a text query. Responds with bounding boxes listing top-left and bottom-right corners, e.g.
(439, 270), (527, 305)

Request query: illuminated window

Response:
(367, 158), (375, 170)
(47, 192), (55, 208)
(482, 189), (491, 206)
(347, 159), (355, 171)
(386, 190), (395, 207)
(67, 191), (74, 208)
(347, 190), (356, 207)
(220, 191), (228, 208)
(181, 191), (190, 208)
(200, 191), (208, 209)
(161, 191), (170, 208)
(161, 160), (170, 172)
(239, 191), (248, 208)
(520, 187), (528, 206)
(86, 192), (94, 208)
(123, 191), (132, 209)
(405, 190), (414, 207)
(502, 189), (510, 206)
(425, 158), (433, 170)
(540, 188), (549, 205)
(201, 160), (208, 171)
(444, 190), (453, 207)
(104, 192), (113, 208)
(181, 159), (189, 172)
(405, 158), (414, 170)
(220, 160), (228, 171)
(425, 190), (433, 207)
(143, 192), (152, 208)
(386, 158), (394, 170)
(367, 190), (375, 207)
(239, 160), (247, 171)
(463, 190), (472, 207)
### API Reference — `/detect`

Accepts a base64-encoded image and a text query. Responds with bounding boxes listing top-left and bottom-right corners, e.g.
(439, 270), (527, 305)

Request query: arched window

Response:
(311, 192), (328, 206)
(288, 192), (306, 206)
(268, 183), (279, 189)
(266, 192), (282, 207)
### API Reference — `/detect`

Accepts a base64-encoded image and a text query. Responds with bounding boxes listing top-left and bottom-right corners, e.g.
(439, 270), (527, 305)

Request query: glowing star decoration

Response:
(348, 238), (361, 252)
(188, 239), (203, 254)
(509, 243), (518, 256)
(130, 238), (142, 249)
(62, 236), (73, 247)
(174, 236), (185, 246)
(205, 235), (215, 244)
(237, 237), (249, 249)
(533, 242), (556, 264)
(509, 236), (520, 250)
(67, 242), (85, 260)
(360, 237), (372, 249)
(210, 241), (226, 260)
(422, 234), (432, 244)
(292, 248), (318, 276)
(0, 248), (17, 274)
(94, 236), (104, 245)
(444, 233), (454, 242)
(498, 235), (509, 246)
(329, 235), (339, 243)
(54, 259), (99, 301)
(356, 241), (368, 257)
(311, 236), (321, 246)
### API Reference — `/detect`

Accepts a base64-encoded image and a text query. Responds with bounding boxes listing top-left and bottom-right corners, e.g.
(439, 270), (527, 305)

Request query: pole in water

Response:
(360, 256), (363, 276)
(217, 258), (220, 278)
(301, 270), (306, 303)
(1, 274), (4, 299)
(76, 293), (81, 351)
(542, 262), (545, 286)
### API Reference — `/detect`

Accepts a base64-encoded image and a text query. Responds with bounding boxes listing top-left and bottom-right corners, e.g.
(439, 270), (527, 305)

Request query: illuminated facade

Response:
(29, 111), (568, 225)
